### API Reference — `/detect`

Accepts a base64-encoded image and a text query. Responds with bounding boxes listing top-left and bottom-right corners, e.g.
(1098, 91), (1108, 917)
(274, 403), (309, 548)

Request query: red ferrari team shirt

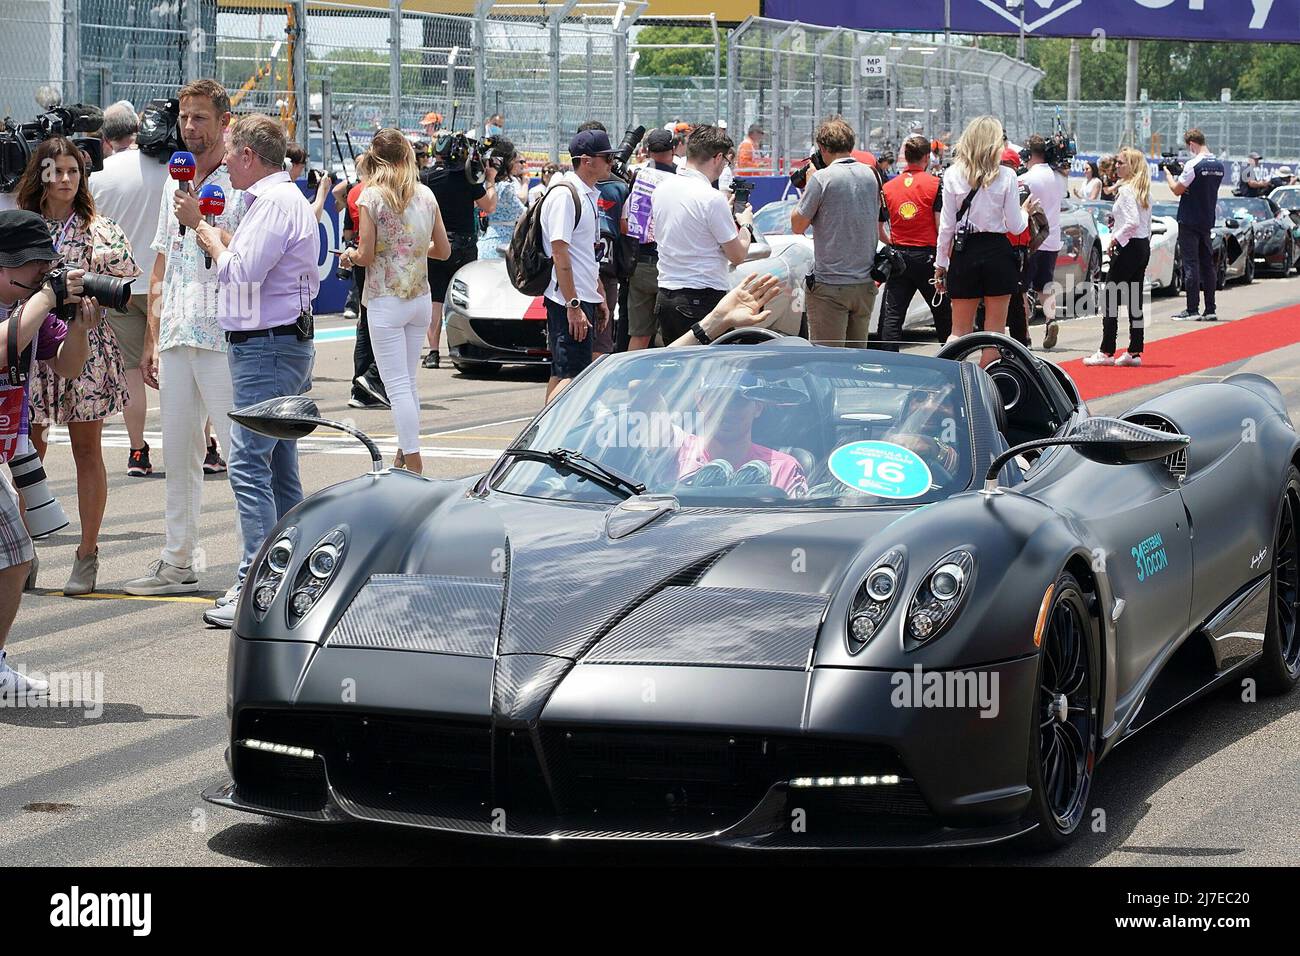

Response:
(883, 166), (942, 248)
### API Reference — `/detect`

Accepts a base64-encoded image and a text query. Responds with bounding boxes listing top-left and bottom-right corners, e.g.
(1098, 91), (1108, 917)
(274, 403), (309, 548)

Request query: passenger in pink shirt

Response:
(674, 372), (808, 497)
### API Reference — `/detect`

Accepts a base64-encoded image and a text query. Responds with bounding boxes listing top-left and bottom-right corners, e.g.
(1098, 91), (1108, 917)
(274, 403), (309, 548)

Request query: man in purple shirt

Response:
(0, 209), (94, 695)
(192, 114), (319, 628)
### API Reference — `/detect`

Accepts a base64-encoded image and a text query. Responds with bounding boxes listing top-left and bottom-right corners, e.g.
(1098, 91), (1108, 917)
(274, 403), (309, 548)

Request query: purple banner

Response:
(760, 1), (1300, 44)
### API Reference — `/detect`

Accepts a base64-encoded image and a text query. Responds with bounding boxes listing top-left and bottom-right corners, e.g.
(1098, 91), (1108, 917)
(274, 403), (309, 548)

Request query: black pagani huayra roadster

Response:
(203, 332), (1300, 850)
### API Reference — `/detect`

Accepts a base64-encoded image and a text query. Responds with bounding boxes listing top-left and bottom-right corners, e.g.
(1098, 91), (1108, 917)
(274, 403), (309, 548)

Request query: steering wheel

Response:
(710, 327), (784, 345)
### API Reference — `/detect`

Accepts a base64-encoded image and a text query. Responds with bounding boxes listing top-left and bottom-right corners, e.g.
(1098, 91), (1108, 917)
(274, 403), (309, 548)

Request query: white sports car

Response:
(444, 238), (812, 376)
(1083, 200), (1181, 296)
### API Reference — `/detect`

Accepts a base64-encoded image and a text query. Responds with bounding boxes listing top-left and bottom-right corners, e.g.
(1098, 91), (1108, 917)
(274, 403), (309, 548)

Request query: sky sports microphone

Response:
(196, 184), (225, 268)
(195, 184), (226, 267)
(168, 150), (197, 235)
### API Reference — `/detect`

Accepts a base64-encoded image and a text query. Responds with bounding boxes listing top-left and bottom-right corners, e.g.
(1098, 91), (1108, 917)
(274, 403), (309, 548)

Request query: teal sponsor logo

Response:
(1132, 532), (1168, 582)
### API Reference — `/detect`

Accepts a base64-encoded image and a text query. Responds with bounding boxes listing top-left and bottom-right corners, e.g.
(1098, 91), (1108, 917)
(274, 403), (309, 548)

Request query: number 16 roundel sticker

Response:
(828, 440), (932, 499)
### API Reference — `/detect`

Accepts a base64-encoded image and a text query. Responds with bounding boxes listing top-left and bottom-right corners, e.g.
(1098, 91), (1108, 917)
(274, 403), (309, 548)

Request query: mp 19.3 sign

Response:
(760, 0), (1300, 44)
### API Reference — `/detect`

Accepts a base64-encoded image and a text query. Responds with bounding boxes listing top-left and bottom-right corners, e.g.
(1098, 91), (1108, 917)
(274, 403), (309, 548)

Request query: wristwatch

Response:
(690, 321), (712, 345)
(566, 297), (582, 310)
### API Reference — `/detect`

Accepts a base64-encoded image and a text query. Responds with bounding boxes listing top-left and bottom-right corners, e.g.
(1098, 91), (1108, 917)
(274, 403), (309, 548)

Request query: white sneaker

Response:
(1115, 352), (1142, 367)
(215, 583), (241, 607)
(944, 334), (961, 346)
(0, 650), (49, 700)
(124, 559), (200, 596)
(203, 600), (237, 629)
(1082, 351), (1116, 366)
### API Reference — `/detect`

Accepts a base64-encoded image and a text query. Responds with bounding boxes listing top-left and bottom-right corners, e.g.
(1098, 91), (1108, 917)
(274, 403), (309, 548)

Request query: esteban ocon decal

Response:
(1132, 531), (1169, 582)
(828, 440), (933, 499)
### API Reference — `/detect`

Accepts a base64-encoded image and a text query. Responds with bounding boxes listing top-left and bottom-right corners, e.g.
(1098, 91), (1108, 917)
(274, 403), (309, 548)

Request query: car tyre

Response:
(1257, 466), (1300, 695)
(1025, 570), (1099, 850)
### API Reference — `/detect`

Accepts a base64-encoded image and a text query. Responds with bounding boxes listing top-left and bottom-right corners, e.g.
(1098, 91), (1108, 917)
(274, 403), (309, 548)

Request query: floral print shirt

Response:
(150, 164), (245, 352)
(357, 184), (436, 303)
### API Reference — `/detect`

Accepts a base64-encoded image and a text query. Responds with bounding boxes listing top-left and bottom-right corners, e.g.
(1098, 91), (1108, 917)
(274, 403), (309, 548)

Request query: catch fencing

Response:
(15, 1), (1041, 168)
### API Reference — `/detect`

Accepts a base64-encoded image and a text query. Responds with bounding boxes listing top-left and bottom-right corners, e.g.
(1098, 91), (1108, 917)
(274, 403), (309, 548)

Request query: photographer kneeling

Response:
(0, 211), (96, 694)
(790, 116), (886, 348)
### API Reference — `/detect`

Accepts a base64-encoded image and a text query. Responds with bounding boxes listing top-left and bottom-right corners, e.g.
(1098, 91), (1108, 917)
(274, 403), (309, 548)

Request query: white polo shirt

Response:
(652, 166), (739, 291)
(540, 171), (602, 306)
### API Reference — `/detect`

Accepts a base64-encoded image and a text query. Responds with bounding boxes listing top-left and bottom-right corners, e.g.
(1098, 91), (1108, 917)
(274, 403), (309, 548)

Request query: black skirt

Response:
(947, 231), (1020, 299)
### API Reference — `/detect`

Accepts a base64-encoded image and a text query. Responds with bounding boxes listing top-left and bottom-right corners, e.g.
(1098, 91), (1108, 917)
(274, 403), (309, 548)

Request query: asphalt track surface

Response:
(3, 272), (1300, 867)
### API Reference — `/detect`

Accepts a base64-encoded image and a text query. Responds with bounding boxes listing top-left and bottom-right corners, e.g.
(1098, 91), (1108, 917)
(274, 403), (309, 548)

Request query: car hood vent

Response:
(1125, 412), (1187, 481)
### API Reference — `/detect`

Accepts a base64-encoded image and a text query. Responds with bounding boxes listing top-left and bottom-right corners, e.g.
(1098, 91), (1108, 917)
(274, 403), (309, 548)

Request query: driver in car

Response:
(673, 371), (809, 497)
(886, 387), (962, 479)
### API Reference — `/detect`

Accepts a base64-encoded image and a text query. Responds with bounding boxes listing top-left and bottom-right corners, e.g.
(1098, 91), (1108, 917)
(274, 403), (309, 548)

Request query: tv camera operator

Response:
(1165, 128), (1224, 322)
(419, 128), (498, 369)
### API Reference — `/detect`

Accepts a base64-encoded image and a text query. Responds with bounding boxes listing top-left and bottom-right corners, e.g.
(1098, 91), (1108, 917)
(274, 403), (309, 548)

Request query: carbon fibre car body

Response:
(203, 335), (1300, 849)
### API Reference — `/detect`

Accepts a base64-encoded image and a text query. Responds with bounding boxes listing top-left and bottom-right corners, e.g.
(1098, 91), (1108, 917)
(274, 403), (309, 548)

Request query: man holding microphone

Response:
(192, 114), (319, 628)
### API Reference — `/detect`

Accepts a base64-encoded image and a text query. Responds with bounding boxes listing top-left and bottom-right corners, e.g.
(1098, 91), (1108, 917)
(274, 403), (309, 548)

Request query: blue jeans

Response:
(226, 335), (315, 582)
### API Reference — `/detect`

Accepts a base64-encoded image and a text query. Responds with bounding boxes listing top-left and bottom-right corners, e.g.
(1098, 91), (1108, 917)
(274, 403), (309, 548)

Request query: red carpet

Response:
(1062, 302), (1300, 401)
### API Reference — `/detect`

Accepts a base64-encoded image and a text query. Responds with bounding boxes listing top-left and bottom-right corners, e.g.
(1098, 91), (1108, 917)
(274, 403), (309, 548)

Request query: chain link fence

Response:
(1041, 100), (1300, 161)
(28, 2), (1040, 169)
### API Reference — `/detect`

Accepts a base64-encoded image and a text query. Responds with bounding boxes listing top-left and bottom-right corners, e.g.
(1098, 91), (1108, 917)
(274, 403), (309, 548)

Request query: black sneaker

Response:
(203, 437), (226, 474)
(422, 350), (440, 370)
(1170, 309), (1200, 321)
(127, 443), (152, 477)
(353, 370), (390, 407)
(1041, 321), (1059, 350)
(1201, 311), (1218, 321)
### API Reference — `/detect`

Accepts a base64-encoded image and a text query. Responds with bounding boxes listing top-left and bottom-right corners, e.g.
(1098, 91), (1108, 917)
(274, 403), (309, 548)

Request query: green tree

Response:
(633, 25), (724, 77)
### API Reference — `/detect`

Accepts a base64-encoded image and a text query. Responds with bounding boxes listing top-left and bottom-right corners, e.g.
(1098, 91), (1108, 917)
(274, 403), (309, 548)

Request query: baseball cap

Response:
(1000, 146), (1022, 167)
(420, 111), (443, 126)
(0, 210), (58, 268)
(645, 129), (674, 152)
(1249, 151), (1263, 161)
(569, 128), (616, 158)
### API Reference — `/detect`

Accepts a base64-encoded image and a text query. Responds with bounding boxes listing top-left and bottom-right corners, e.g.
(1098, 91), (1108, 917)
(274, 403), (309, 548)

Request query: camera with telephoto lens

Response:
(789, 149), (828, 190)
(0, 104), (105, 192)
(43, 266), (133, 312)
(137, 98), (185, 160)
(336, 242), (356, 282)
(609, 125), (646, 184)
(1158, 151), (1186, 176)
(7, 450), (68, 539)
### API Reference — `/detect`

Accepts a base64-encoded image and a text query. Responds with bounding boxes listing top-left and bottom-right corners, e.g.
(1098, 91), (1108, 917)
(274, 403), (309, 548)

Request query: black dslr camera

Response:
(0, 104), (105, 192)
(730, 178), (755, 216)
(42, 266), (133, 313)
(789, 148), (827, 190)
(609, 125), (646, 184)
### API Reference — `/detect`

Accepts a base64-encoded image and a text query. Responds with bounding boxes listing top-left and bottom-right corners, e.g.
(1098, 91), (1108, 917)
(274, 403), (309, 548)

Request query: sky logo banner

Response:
(760, 0), (1300, 44)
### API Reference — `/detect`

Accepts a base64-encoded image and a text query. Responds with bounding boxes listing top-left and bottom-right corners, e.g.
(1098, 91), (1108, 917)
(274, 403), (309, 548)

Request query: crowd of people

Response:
(0, 86), (1271, 695)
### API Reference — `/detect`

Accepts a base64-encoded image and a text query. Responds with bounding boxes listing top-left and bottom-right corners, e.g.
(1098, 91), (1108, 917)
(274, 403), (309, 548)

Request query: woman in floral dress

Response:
(15, 136), (140, 595)
(477, 140), (529, 259)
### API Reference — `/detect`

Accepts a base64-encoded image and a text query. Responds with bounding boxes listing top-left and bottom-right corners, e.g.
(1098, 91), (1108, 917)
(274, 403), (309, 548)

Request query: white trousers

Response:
(159, 345), (237, 569)
(367, 294), (432, 455)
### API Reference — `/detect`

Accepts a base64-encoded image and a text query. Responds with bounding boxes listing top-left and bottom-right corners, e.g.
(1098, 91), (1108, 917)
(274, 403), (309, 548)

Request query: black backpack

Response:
(505, 181), (582, 296)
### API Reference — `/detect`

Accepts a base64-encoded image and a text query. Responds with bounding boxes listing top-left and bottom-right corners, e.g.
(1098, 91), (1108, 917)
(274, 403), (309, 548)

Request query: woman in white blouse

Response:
(1084, 147), (1153, 367)
(934, 116), (1039, 342)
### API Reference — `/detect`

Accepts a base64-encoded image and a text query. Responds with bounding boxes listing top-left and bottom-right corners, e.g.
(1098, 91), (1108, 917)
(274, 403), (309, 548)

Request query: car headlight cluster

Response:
(287, 528), (347, 626)
(449, 278), (469, 310)
(904, 549), (975, 648)
(847, 548), (905, 652)
(250, 528), (299, 622)
(249, 526), (347, 625)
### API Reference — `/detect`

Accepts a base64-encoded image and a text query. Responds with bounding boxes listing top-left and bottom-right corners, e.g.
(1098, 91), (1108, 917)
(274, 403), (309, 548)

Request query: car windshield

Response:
(752, 200), (808, 237)
(1272, 187), (1300, 210)
(1219, 198), (1271, 221)
(493, 349), (974, 508)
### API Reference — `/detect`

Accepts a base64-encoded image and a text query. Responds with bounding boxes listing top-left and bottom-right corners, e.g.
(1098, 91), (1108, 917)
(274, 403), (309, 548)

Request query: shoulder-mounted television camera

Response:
(0, 104), (105, 192)
(137, 98), (185, 160)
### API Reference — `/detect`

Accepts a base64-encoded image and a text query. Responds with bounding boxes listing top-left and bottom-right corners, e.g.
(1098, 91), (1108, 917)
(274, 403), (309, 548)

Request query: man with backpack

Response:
(538, 129), (613, 402)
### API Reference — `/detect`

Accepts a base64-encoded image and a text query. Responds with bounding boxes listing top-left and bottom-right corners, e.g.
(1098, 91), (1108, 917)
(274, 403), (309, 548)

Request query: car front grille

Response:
(470, 318), (547, 353)
(231, 710), (932, 837)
